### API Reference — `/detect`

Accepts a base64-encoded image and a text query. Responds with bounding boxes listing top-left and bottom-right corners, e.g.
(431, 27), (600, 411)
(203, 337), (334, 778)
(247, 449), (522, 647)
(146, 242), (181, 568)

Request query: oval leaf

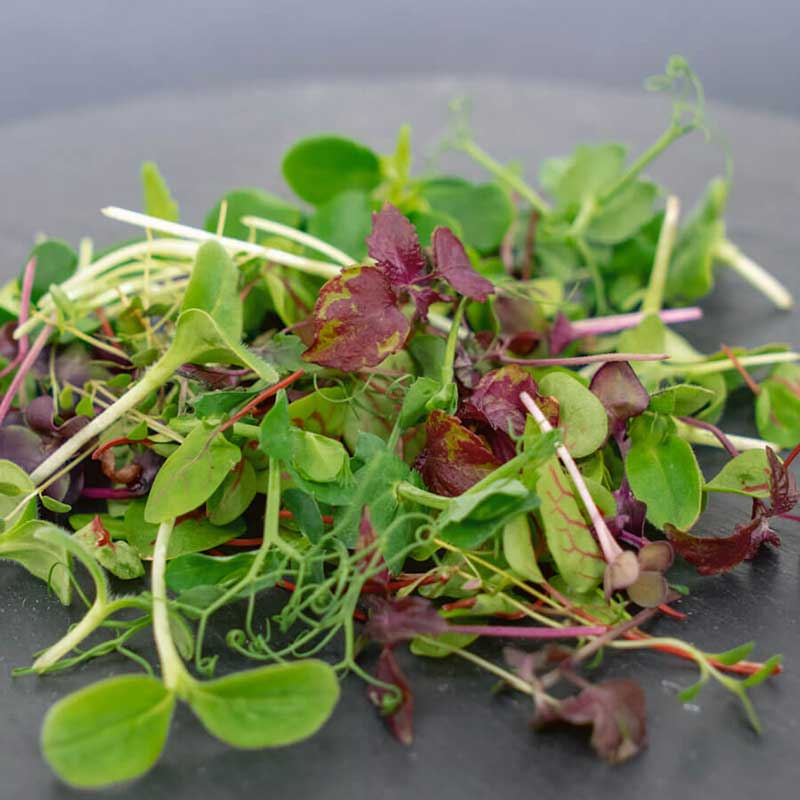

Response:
(187, 660), (339, 748)
(502, 513), (543, 582)
(705, 449), (771, 498)
(41, 675), (174, 789)
(282, 135), (381, 206)
(145, 425), (241, 523)
(627, 432), (703, 530)
(536, 456), (605, 592)
(539, 372), (608, 458)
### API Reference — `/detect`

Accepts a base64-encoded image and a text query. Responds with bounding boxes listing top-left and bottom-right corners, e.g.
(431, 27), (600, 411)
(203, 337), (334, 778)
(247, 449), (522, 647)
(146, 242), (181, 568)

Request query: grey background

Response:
(1, 0), (799, 125)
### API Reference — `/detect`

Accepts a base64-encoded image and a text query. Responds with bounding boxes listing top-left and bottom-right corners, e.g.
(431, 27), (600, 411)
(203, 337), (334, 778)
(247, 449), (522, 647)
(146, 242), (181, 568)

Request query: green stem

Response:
(664, 351), (799, 378)
(715, 239), (794, 310)
(32, 601), (108, 673)
(575, 238), (607, 314)
(642, 195), (680, 314)
(673, 418), (782, 452)
(459, 140), (551, 215)
(29, 354), (179, 486)
(599, 124), (688, 204)
(395, 481), (451, 510)
(152, 519), (193, 694)
(441, 297), (467, 386)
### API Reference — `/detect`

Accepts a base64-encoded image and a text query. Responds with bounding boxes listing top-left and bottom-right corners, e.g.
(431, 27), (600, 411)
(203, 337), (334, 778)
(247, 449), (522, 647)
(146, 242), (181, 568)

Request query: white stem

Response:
(665, 351), (799, 377)
(519, 391), (621, 563)
(152, 519), (191, 693)
(102, 207), (341, 279)
(29, 357), (177, 485)
(242, 215), (355, 266)
(14, 240), (197, 339)
(715, 239), (794, 310)
(642, 195), (680, 314)
(674, 420), (783, 452)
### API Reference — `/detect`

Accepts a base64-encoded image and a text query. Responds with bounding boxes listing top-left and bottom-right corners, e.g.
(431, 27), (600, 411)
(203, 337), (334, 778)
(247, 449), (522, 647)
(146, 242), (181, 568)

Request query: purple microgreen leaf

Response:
(431, 227), (494, 302)
(366, 203), (426, 286)
(589, 361), (649, 438)
(665, 516), (780, 575)
(610, 478), (648, 541)
(362, 595), (447, 644)
(303, 266), (411, 371)
(460, 365), (540, 438)
(535, 679), (648, 764)
(765, 447), (799, 516)
(367, 646), (415, 746)
(24, 395), (90, 440)
(414, 409), (501, 496)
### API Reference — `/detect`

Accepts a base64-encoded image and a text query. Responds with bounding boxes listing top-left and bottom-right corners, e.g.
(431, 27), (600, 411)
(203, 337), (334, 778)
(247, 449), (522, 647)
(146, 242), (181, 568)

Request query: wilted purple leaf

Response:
(431, 227), (494, 302)
(535, 679), (647, 764)
(366, 203), (426, 286)
(665, 516), (780, 575)
(610, 478), (647, 540)
(765, 447), (799, 516)
(367, 646), (415, 746)
(303, 266), (411, 371)
(589, 362), (649, 438)
(0, 424), (71, 500)
(362, 595), (447, 644)
(460, 365), (539, 438)
(414, 409), (501, 496)
(24, 395), (89, 439)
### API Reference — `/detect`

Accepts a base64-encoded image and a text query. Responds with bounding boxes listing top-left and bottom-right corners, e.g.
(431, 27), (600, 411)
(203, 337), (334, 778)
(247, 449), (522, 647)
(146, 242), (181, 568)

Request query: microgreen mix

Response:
(1, 57), (798, 787)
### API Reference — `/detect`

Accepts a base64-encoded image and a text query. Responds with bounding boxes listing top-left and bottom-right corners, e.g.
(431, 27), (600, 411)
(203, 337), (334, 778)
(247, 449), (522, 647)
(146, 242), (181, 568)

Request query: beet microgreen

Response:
(1, 58), (794, 787)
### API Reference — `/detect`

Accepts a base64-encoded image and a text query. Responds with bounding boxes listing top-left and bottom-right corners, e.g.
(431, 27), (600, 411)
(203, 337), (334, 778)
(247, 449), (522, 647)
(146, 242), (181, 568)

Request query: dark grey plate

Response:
(0, 78), (798, 799)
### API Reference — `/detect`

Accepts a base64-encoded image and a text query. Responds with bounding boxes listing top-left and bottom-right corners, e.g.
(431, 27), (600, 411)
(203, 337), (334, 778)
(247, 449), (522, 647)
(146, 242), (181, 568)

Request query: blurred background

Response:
(2, 0), (799, 124)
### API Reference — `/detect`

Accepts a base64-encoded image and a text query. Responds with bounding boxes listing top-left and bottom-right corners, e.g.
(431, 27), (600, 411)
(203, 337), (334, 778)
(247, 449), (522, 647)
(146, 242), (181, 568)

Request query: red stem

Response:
(783, 441), (800, 469)
(217, 368), (304, 433)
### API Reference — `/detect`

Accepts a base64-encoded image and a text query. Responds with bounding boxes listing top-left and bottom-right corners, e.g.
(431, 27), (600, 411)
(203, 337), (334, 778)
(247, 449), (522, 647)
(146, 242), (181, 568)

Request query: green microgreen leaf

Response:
(141, 161), (179, 222)
(186, 660), (339, 748)
(282, 135), (382, 206)
(41, 675), (175, 788)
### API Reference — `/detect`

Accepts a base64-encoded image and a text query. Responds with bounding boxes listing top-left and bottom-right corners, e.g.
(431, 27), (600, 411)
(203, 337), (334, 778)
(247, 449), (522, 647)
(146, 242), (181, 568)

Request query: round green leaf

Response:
(307, 190), (372, 261)
(755, 365), (800, 448)
(539, 372), (608, 458)
(420, 179), (513, 253)
(24, 239), (78, 304)
(188, 660), (339, 748)
(41, 675), (174, 789)
(282, 135), (381, 206)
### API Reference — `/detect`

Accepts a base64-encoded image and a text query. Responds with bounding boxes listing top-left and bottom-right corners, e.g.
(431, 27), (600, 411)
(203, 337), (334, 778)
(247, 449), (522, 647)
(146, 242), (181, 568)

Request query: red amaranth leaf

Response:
(414, 409), (501, 496)
(303, 265), (411, 371)
(589, 361), (649, 438)
(665, 516), (780, 575)
(367, 646), (415, 746)
(534, 679), (647, 764)
(766, 447), (799, 516)
(431, 227), (494, 302)
(366, 203), (426, 286)
(362, 595), (447, 644)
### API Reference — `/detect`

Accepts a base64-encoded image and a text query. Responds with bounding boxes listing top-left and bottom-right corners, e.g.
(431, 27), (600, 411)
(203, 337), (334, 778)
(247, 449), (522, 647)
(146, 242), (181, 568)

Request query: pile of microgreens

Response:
(1, 56), (798, 787)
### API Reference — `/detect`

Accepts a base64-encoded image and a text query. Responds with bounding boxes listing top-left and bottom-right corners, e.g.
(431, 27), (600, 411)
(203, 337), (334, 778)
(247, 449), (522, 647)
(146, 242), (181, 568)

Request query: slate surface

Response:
(0, 78), (798, 799)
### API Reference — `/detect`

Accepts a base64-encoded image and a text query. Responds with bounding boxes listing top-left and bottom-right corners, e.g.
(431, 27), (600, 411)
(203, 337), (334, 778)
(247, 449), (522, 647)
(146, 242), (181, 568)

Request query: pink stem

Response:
(81, 487), (140, 500)
(501, 351), (669, 367)
(0, 258), (38, 380)
(0, 325), (52, 425)
(570, 306), (703, 338)
(679, 416), (740, 458)
(520, 390), (622, 563)
(449, 623), (607, 639)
